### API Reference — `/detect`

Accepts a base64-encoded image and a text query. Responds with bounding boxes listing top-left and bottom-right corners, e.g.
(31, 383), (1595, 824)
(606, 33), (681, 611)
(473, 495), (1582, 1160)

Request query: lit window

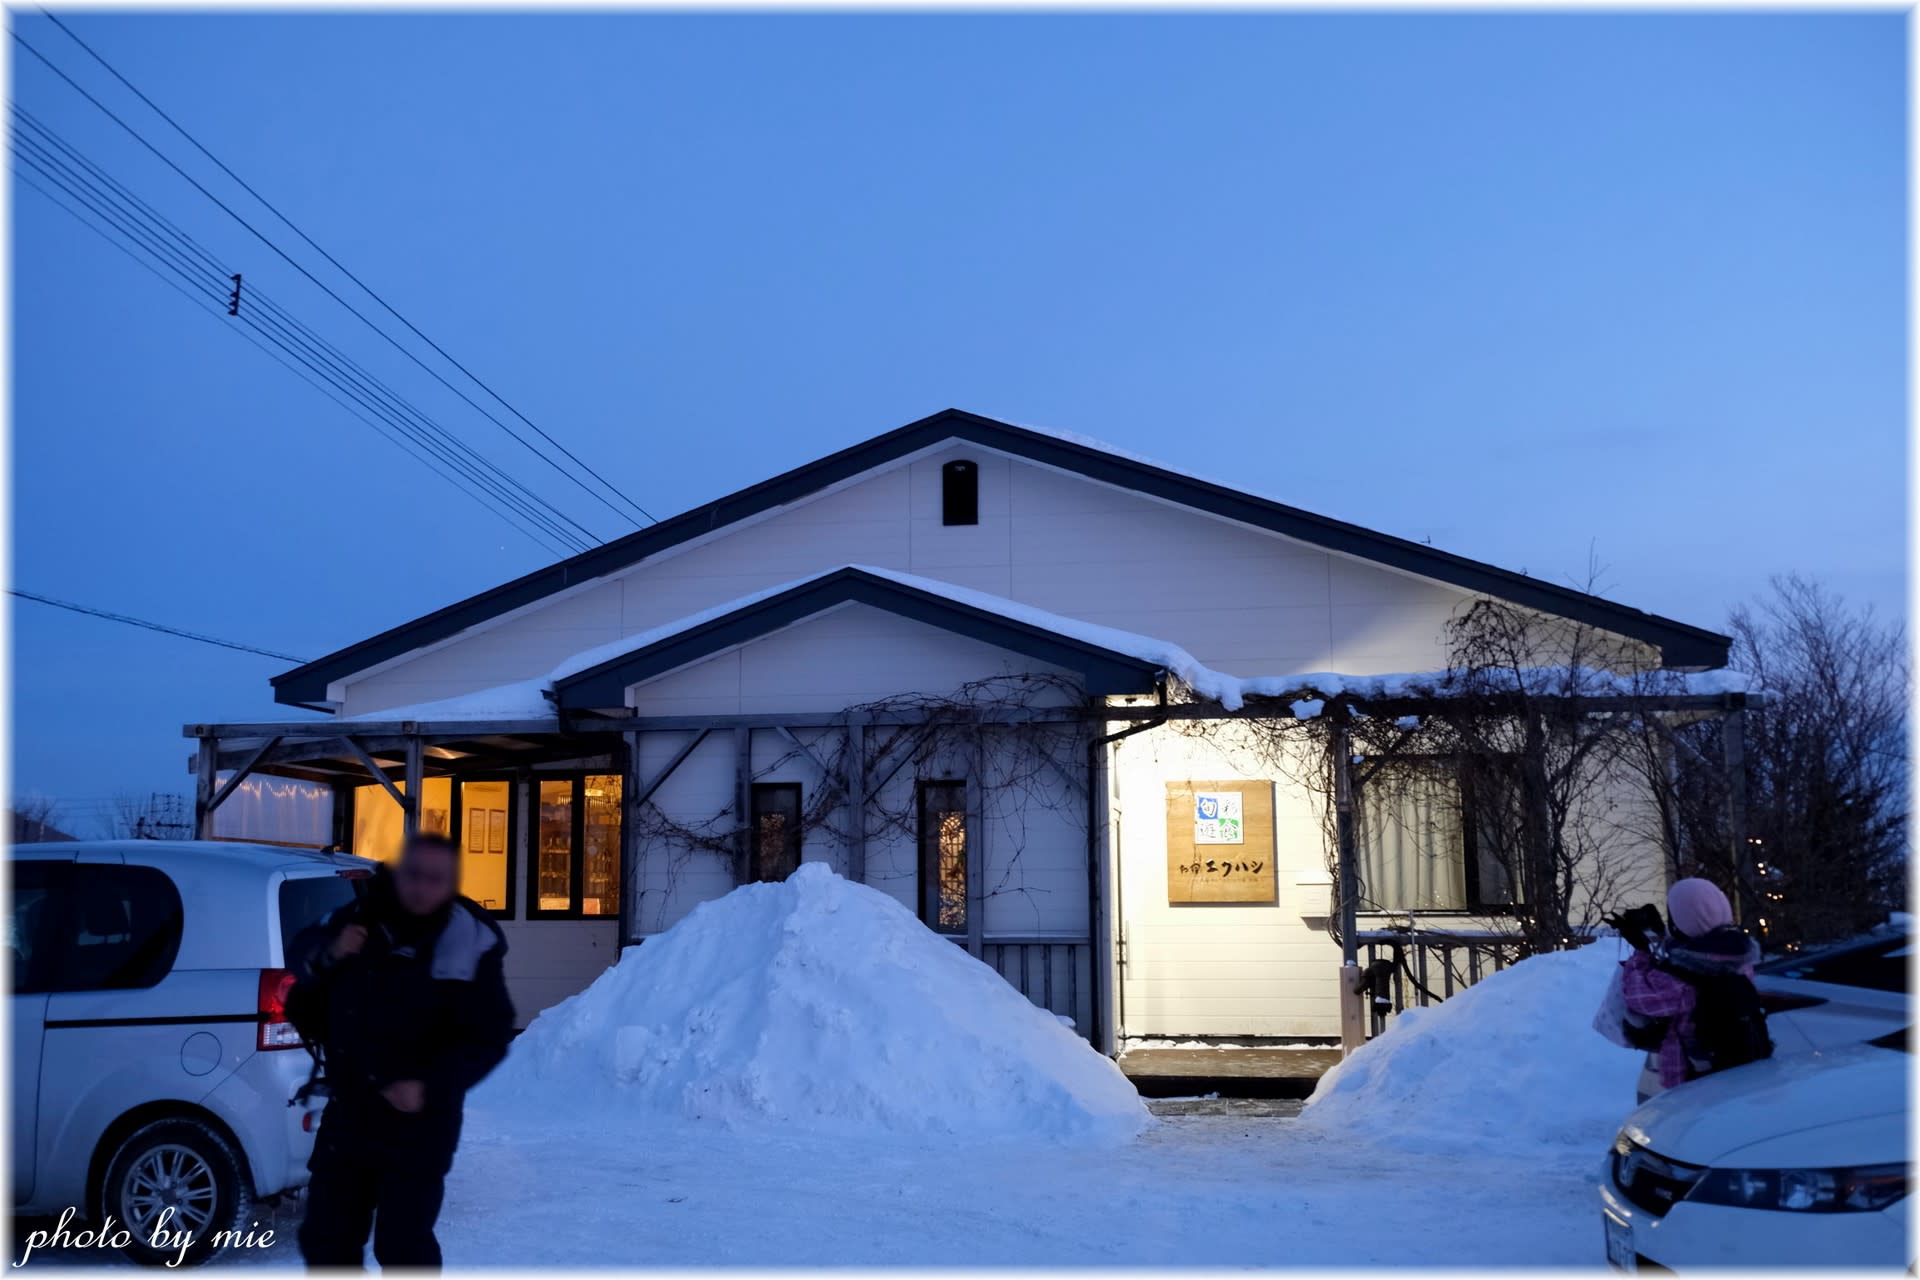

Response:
(351, 777), (509, 912)
(532, 774), (624, 919)
(749, 783), (802, 883)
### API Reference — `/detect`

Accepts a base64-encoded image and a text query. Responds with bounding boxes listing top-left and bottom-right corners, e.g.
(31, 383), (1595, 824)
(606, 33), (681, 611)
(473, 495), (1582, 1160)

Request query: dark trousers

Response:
(299, 1104), (454, 1271)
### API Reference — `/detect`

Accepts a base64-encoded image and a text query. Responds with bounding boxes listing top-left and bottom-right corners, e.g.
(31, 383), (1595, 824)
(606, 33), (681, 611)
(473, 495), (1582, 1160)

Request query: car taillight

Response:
(258, 968), (302, 1051)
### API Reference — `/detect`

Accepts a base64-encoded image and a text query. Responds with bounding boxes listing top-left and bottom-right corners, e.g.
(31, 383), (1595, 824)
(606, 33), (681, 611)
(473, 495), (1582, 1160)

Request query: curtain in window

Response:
(1358, 764), (1468, 911)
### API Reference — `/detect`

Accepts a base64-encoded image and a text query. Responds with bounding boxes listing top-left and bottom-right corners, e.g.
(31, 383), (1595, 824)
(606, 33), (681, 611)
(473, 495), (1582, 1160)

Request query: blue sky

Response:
(9, 11), (1906, 834)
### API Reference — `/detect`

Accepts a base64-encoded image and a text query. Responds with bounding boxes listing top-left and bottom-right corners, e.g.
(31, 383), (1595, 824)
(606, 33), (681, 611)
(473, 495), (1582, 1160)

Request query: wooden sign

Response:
(1165, 780), (1277, 904)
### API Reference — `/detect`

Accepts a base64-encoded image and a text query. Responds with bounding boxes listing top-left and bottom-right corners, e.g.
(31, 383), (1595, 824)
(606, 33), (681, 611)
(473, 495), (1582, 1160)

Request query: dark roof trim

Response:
(551, 567), (1165, 708)
(274, 408), (1730, 704)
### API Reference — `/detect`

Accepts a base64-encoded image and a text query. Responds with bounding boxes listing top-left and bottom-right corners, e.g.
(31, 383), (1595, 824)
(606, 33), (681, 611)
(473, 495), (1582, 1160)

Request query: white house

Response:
(192, 409), (1738, 1051)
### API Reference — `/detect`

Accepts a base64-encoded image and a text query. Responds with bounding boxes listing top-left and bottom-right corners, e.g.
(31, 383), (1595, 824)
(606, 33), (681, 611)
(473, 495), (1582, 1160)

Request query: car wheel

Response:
(99, 1118), (251, 1267)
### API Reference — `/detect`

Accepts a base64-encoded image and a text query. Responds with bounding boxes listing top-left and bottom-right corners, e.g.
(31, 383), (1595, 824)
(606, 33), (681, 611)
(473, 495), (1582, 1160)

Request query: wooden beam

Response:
(340, 736), (409, 813)
(204, 736), (283, 817)
(188, 718), (562, 740)
(404, 737), (425, 841)
(193, 738), (218, 839)
(966, 737), (985, 959)
(622, 731), (643, 943)
(633, 729), (711, 808)
(187, 690), (1758, 749)
(845, 714), (867, 884)
(1330, 716), (1360, 968)
(732, 728), (754, 884)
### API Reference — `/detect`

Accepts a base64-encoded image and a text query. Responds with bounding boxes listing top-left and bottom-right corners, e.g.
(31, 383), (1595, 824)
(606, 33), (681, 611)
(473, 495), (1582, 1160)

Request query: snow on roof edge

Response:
(341, 566), (1754, 723)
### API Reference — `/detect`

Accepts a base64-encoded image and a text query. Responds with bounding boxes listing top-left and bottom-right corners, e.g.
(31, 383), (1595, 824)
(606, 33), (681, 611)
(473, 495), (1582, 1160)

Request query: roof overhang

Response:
(550, 566), (1167, 709)
(272, 408), (1732, 706)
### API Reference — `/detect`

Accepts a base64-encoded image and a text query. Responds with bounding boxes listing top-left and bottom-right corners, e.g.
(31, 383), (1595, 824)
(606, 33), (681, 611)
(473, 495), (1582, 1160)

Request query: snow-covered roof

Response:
(342, 565), (1751, 724)
(275, 409), (1733, 707)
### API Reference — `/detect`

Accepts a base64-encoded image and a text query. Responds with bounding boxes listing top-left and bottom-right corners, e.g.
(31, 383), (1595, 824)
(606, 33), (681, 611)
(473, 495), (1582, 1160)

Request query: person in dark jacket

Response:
(286, 833), (514, 1270)
(1620, 877), (1765, 1099)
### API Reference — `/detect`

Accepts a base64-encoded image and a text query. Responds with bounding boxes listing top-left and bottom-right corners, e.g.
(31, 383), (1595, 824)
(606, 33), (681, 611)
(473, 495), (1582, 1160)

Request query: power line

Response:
(11, 157), (570, 561)
(26, 14), (657, 530)
(8, 140), (589, 558)
(8, 150), (585, 560)
(9, 589), (308, 662)
(8, 110), (599, 557)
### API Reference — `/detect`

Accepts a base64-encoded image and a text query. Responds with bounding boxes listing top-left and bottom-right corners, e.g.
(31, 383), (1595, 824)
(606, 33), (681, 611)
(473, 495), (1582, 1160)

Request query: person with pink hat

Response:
(1617, 877), (1770, 1099)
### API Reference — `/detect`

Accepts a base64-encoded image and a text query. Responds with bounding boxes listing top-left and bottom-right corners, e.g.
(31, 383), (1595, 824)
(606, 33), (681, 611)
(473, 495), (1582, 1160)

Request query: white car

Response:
(1600, 1032), (1910, 1271)
(9, 840), (372, 1264)
(1634, 927), (1908, 1101)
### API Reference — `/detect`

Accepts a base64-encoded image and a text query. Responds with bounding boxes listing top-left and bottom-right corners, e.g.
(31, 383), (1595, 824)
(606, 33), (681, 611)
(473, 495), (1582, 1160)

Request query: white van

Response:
(9, 840), (373, 1264)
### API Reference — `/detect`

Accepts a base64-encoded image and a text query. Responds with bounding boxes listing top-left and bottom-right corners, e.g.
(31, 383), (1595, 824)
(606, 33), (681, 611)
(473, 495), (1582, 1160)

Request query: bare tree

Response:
(10, 794), (71, 843)
(1654, 576), (1907, 949)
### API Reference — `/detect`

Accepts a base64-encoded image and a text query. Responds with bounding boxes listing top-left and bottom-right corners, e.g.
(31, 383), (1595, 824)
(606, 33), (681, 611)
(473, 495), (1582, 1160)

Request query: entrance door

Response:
(1116, 776), (1324, 1041)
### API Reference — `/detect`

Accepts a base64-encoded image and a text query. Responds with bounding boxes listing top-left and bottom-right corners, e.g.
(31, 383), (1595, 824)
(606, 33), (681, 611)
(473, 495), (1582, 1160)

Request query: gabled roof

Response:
(552, 566), (1170, 709)
(272, 408), (1731, 705)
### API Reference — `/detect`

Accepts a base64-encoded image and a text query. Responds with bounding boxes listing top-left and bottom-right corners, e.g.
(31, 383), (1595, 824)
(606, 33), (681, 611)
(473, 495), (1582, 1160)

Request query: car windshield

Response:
(278, 873), (359, 957)
(1758, 933), (1908, 994)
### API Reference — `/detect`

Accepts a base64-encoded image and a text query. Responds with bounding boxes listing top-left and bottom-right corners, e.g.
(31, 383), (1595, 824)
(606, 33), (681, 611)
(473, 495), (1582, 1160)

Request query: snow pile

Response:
(475, 863), (1149, 1144)
(1299, 943), (1644, 1152)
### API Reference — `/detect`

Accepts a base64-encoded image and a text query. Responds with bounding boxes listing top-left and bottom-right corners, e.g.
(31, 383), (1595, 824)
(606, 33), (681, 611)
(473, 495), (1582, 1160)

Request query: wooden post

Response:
(1088, 723), (1116, 1057)
(622, 730), (643, 944)
(1331, 716), (1366, 1056)
(193, 736), (218, 840)
(733, 728), (752, 884)
(403, 737), (424, 841)
(845, 714), (867, 884)
(965, 735), (986, 959)
(1722, 700), (1749, 925)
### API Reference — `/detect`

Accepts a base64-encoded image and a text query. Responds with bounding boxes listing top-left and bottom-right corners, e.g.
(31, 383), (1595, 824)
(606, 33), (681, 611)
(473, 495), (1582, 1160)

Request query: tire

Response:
(98, 1117), (252, 1267)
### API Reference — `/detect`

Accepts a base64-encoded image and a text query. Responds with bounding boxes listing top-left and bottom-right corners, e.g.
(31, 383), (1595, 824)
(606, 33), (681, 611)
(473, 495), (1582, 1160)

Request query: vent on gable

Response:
(941, 460), (979, 526)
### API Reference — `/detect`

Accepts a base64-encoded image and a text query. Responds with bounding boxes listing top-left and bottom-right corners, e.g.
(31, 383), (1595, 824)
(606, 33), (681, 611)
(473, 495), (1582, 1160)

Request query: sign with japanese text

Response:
(1165, 780), (1276, 904)
(1192, 791), (1243, 844)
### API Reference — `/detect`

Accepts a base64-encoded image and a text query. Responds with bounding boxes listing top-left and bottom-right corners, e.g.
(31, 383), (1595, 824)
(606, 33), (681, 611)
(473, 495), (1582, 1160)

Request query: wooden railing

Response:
(977, 936), (1093, 1041)
(1354, 925), (1602, 1033)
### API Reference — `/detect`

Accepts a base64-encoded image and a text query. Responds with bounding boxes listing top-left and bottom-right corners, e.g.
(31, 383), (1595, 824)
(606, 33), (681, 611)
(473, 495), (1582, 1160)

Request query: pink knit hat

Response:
(1668, 877), (1734, 937)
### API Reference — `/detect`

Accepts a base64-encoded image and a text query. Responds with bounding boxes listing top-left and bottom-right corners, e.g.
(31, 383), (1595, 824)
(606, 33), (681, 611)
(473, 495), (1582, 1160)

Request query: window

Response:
(941, 460), (978, 526)
(749, 784), (803, 883)
(60, 865), (183, 991)
(10, 861), (64, 994)
(351, 777), (513, 913)
(918, 781), (968, 934)
(531, 774), (624, 918)
(1357, 759), (1517, 913)
(279, 875), (361, 959)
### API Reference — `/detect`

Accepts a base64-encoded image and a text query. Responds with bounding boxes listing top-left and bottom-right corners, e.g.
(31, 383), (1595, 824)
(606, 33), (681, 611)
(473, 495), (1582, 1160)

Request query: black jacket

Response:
(286, 867), (514, 1165)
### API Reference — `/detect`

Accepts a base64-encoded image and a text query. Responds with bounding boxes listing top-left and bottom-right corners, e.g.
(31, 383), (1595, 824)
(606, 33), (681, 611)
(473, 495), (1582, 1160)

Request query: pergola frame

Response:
(185, 685), (1755, 1057)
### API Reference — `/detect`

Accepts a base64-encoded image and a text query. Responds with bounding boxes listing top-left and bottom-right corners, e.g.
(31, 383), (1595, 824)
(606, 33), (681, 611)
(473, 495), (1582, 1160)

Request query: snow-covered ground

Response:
(16, 875), (1643, 1269)
(18, 1112), (1612, 1268)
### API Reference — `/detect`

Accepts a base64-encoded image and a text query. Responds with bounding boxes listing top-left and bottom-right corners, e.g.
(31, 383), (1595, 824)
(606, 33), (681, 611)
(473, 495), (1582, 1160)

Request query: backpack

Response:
(1679, 969), (1774, 1076)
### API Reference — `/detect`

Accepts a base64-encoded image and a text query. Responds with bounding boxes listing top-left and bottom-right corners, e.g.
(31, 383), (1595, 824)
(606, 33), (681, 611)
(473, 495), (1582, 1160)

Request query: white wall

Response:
(625, 605), (1088, 942)
(1110, 721), (1344, 1040)
(338, 442), (1480, 714)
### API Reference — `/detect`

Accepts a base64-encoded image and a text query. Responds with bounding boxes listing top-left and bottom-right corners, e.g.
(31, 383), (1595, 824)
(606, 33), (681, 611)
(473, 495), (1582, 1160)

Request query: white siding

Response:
(1111, 723), (1344, 1040)
(626, 606), (1087, 942)
(339, 443), (1477, 714)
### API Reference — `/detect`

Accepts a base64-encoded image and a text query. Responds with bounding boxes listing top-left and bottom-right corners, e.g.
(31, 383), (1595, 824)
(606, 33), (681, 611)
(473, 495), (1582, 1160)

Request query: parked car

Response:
(9, 840), (371, 1264)
(1634, 923), (1909, 1100)
(1600, 1030), (1910, 1271)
